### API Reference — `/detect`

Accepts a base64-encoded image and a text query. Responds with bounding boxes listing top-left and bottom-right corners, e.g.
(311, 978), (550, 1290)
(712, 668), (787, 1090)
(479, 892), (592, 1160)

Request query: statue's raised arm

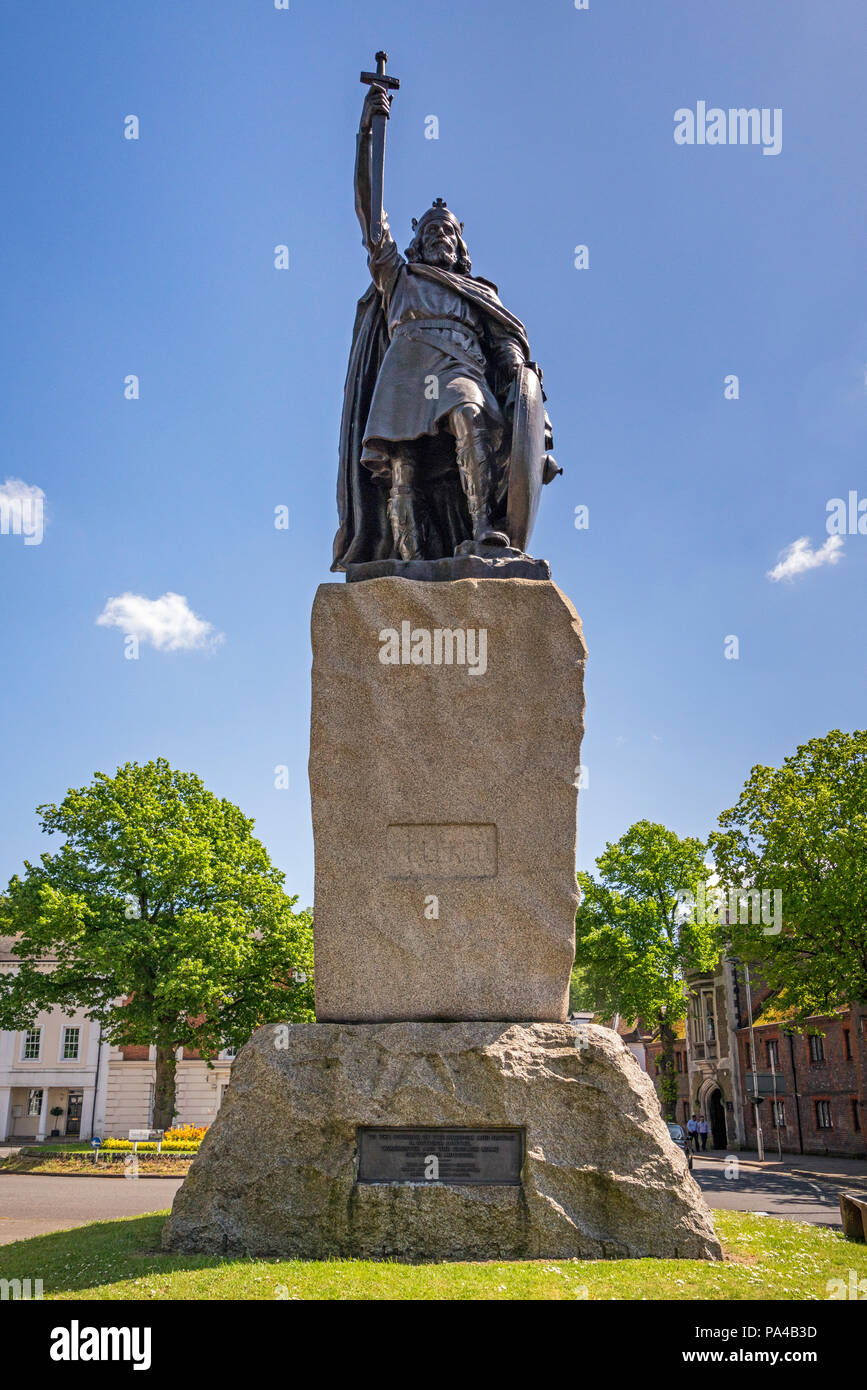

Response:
(355, 85), (392, 253)
(357, 52), (400, 248)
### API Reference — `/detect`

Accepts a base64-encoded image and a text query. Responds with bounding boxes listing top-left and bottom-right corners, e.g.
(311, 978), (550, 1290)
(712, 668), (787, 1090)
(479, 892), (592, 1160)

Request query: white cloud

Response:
(766, 535), (843, 583)
(96, 591), (223, 652)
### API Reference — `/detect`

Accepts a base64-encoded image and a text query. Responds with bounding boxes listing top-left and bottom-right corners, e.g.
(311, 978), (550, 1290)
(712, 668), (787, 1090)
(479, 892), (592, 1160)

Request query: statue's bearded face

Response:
(420, 217), (459, 269)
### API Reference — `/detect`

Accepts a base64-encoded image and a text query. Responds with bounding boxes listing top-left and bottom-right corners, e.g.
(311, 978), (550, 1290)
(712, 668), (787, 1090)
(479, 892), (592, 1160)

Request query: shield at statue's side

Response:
(505, 364), (546, 553)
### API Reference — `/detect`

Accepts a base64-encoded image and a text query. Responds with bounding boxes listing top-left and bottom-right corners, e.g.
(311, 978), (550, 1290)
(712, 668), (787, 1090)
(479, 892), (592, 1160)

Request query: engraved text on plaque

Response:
(356, 1127), (523, 1184)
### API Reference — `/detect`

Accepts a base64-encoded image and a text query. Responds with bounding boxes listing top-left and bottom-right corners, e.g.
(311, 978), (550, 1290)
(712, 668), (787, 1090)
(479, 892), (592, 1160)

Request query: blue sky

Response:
(1, 0), (864, 908)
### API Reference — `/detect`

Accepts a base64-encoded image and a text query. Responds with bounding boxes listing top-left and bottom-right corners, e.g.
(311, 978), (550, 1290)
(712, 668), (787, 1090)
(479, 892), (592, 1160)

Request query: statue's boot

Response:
(456, 429), (510, 548)
(387, 485), (425, 561)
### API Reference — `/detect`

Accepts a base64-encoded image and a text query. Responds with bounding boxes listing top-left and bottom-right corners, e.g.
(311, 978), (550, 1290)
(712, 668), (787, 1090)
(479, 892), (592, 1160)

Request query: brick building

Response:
(737, 1004), (866, 1159)
(643, 956), (867, 1158)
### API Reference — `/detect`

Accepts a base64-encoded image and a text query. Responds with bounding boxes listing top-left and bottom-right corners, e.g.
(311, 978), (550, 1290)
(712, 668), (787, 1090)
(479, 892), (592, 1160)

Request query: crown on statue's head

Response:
(411, 198), (464, 234)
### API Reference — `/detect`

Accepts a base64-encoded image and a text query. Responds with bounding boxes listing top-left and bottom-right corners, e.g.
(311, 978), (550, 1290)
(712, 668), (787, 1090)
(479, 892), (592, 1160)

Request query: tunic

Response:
(360, 220), (522, 472)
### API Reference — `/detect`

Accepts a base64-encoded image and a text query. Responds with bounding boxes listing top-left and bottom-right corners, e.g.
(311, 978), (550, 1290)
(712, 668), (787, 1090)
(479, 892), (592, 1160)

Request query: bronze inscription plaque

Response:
(356, 1127), (523, 1185)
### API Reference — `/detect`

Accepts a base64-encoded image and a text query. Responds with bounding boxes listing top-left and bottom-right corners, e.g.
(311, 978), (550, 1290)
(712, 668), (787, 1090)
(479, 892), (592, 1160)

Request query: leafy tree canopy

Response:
(0, 759), (313, 1125)
(709, 728), (867, 1019)
(576, 819), (721, 1119)
(576, 819), (719, 1026)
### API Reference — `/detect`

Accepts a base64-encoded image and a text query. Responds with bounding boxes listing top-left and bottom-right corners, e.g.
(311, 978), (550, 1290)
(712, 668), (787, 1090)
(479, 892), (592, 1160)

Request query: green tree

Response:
(709, 728), (867, 1021)
(568, 961), (596, 1015)
(0, 759), (314, 1129)
(575, 820), (720, 1118)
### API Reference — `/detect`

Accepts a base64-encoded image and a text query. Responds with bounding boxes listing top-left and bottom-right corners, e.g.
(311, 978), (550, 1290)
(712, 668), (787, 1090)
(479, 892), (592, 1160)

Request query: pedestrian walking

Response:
(698, 1114), (709, 1151)
(686, 1113), (699, 1153)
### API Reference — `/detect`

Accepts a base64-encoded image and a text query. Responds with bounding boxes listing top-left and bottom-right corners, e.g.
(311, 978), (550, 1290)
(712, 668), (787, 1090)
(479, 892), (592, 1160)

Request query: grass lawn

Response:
(0, 1209), (864, 1299)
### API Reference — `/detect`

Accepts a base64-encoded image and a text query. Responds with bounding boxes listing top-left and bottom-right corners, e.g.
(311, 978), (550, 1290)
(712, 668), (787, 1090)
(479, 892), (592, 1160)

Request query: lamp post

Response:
(743, 961), (765, 1162)
(770, 1045), (782, 1160)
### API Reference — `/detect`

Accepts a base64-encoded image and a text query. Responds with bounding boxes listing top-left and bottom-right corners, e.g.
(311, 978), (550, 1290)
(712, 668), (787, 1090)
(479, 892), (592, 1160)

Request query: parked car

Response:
(666, 1120), (693, 1170)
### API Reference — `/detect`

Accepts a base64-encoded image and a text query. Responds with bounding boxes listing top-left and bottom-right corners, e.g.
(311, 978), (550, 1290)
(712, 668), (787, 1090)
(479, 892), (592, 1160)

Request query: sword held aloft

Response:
(359, 50), (400, 245)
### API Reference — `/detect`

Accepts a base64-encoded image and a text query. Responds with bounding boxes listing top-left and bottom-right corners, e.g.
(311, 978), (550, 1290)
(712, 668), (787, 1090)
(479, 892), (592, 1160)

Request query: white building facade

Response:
(0, 943), (235, 1140)
(0, 1008), (110, 1142)
(102, 1044), (236, 1136)
(0, 1024), (236, 1141)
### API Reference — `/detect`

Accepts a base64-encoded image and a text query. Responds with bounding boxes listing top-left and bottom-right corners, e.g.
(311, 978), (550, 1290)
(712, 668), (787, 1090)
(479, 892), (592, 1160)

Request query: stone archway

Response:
(700, 1085), (727, 1150)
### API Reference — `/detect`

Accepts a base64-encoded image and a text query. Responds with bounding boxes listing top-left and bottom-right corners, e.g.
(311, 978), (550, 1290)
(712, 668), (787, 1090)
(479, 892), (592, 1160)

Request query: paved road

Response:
(0, 1158), (856, 1247)
(0, 1176), (183, 1245)
(693, 1156), (845, 1226)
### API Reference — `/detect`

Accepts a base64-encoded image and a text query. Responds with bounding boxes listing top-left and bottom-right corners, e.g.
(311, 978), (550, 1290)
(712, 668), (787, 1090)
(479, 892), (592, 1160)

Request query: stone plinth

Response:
(161, 1021), (722, 1262)
(309, 577), (587, 1022)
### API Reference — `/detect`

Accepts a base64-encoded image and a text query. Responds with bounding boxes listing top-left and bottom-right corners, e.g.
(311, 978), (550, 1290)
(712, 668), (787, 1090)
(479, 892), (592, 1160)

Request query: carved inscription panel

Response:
(386, 823), (498, 878)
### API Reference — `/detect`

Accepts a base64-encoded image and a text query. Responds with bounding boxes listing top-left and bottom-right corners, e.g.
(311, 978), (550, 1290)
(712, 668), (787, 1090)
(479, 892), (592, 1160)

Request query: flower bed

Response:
(101, 1138), (201, 1153)
(165, 1124), (209, 1143)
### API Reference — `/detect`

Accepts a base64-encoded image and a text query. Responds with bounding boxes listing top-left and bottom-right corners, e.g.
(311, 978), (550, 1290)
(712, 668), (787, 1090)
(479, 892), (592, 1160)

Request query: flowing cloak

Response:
(331, 263), (531, 572)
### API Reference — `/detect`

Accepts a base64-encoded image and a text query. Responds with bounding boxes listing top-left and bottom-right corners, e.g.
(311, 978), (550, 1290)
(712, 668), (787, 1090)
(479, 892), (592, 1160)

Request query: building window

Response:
(62, 1026), (80, 1060)
(852, 1100), (861, 1133)
(22, 1028), (41, 1060)
(704, 995), (716, 1042)
(816, 1100), (833, 1129)
(843, 1029), (852, 1061)
(771, 1099), (786, 1128)
(766, 1039), (780, 1070)
(26, 1088), (44, 1116)
(676, 1051), (683, 1073)
(809, 1035), (825, 1063)
(691, 998), (705, 1045)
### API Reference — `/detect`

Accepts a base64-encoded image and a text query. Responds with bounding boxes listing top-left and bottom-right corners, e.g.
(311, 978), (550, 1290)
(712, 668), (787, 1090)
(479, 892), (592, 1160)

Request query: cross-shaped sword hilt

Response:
(360, 50), (400, 94)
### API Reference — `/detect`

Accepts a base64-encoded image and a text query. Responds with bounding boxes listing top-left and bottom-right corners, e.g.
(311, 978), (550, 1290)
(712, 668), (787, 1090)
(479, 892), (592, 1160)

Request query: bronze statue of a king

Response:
(332, 54), (561, 574)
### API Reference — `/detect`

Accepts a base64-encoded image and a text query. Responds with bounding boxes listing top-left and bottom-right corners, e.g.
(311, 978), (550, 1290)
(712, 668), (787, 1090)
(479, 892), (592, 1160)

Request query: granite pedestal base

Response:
(162, 1021), (722, 1262)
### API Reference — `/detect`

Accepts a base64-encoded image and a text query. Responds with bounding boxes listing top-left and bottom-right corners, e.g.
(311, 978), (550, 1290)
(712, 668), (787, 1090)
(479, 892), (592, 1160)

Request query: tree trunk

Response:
(153, 1046), (178, 1131)
(658, 1020), (679, 1121)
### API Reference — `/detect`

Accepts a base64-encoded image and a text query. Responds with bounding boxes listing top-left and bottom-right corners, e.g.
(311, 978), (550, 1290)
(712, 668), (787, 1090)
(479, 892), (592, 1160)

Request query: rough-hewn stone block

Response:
(162, 1021), (723, 1262)
(309, 577), (587, 1022)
